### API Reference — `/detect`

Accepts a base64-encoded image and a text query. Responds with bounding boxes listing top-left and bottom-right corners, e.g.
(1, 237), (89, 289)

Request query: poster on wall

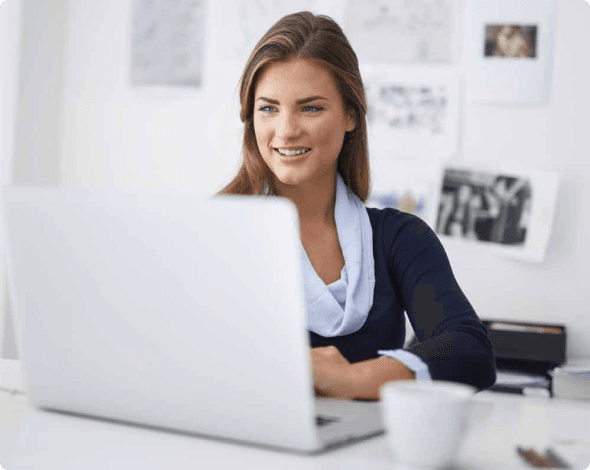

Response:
(345, 0), (458, 64)
(131, 0), (207, 87)
(466, 0), (556, 104)
(434, 165), (559, 262)
(362, 65), (460, 163)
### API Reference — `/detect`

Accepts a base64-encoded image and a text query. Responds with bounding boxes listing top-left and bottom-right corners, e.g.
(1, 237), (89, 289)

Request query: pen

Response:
(544, 447), (571, 469)
(517, 447), (555, 467)
(516, 446), (571, 468)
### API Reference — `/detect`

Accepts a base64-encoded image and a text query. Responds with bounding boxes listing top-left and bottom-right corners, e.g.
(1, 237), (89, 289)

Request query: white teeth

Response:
(277, 148), (310, 156)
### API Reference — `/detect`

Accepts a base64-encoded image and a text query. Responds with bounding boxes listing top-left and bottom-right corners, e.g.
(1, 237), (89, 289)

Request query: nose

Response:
(275, 110), (301, 140)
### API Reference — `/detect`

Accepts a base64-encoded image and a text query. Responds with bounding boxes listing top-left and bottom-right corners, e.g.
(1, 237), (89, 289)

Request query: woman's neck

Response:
(276, 172), (338, 231)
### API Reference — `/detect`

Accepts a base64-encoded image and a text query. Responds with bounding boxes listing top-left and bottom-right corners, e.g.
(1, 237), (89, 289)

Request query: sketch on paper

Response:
(484, 25), (538, 58)
(435, 166), (559, 262)
(232, 0), (316, 63)
(362, 67), (459, 160)
(132, 0), (206, 87)
(366, 82), (449, 135)
(346, 0), (454, 63)
(366, 167), (435, 225)
(366, 189), (427, 218)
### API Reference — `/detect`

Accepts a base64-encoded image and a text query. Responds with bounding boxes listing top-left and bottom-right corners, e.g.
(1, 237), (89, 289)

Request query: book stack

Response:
(550, 359), (590, 401)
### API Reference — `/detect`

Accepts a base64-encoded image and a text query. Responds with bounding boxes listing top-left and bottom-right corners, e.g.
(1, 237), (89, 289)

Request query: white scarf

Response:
(302, 173), (375, 337)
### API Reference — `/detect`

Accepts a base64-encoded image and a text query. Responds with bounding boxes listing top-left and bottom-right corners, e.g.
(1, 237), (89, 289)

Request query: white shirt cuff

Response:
(377, 349), (432, 382)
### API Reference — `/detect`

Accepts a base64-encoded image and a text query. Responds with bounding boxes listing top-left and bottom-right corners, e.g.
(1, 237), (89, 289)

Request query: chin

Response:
(266, 159), (336, 192)
(274, 173), (307, 189)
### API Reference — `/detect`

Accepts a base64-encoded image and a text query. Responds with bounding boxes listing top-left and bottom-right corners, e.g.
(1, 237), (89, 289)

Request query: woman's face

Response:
(253, 59), (356, 190)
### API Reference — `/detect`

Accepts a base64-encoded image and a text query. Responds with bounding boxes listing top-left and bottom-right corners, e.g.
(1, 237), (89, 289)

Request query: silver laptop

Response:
(1, 188), (383, 453)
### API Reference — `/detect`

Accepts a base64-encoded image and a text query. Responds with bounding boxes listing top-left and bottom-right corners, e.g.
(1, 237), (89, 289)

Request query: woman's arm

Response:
(311, 346), (414, 400)
(388, 213), (497, 391)
(311, 211), (496, 399)
(348, 356), (415, 400)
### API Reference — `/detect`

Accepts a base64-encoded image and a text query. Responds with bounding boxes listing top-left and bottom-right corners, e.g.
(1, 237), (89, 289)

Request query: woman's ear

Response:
(346, 109), (357, 133)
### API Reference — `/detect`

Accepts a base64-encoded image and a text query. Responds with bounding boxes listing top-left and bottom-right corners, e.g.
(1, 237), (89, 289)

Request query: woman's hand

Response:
(310, 346), (357, 399)
(311, 346), (417, 401)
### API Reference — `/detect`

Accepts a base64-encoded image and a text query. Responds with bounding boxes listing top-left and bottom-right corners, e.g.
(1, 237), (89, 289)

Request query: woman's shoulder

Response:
(365, 206), (445, 260)
(365, 206), (433, 239)
(365, 207), (451, 278)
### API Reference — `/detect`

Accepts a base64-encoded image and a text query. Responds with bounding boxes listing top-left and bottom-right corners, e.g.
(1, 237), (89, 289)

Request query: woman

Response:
(220, 12), (496, 400)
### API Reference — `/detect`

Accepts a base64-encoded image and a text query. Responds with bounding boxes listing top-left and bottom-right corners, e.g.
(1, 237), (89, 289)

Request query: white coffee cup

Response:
(380, 380), (476, 469)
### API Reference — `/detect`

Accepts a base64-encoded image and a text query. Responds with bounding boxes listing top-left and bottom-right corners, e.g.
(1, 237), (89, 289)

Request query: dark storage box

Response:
(483, 319), (566, 365)
(482, 319), (567, 394)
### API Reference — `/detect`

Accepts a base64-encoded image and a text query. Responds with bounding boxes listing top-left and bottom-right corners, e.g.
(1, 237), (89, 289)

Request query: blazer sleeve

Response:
(385, 210), (497, 391)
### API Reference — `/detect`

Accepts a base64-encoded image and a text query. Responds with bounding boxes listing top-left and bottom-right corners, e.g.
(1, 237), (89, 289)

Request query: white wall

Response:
(0, 0), (22, 358)
(451, 0), (590, 359)
(0, 0), (69, 359)
(4, 0), (590, 359)
(59, 0), (244, 192)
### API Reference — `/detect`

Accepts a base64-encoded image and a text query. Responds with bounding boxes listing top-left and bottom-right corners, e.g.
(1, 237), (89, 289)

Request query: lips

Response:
(273, 148), (311, 162)
(275, 147), (311, 156)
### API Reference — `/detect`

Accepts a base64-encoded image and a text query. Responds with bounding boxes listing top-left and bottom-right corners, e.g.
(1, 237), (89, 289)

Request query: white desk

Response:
(1, 359), (590, 470)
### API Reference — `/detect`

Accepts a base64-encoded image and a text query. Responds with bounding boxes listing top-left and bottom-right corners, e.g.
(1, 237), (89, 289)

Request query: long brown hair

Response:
(218, 11), (370, 201)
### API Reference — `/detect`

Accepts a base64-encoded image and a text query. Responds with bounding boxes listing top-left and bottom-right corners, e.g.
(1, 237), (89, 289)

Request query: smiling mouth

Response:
(275, 148), (311, 156)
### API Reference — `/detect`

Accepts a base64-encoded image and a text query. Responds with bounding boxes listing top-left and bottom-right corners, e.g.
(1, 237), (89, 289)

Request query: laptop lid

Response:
(1, 188), (322, 452)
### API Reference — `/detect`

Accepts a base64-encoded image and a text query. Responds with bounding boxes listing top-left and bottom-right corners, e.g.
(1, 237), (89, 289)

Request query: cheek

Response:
(253, 119), (271, 148)
(314, 122), (345, 154)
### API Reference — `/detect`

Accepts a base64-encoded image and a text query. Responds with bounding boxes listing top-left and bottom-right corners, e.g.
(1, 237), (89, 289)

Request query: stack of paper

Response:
(491, 370), (551, 396)
(496, 370), (549, 387)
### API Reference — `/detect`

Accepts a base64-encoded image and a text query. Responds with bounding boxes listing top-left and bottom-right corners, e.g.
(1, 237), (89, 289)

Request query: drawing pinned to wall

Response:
(367, 189), (427, 218)
(435, 165), (559, 262)
(366, 165), (438, 227)
(132, 0), (206, 87)
(345, 0), (456, 64)
(466, 0), (555, 103)
(367, 82), (448, 135)
(362, 66), (460, 162)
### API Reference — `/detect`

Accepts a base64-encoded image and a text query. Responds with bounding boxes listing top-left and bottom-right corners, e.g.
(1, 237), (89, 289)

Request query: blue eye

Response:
(258, 105), (276, 113)
(303, 105), (323, 113)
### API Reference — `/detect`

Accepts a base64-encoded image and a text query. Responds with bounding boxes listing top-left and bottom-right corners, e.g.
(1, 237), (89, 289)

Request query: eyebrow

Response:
(257, 96), (328, 105)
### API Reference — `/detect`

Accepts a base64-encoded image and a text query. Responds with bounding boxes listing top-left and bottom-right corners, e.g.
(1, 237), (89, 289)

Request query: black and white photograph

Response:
(436, 168), (532, 246)
(435, 166), (559, 262)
